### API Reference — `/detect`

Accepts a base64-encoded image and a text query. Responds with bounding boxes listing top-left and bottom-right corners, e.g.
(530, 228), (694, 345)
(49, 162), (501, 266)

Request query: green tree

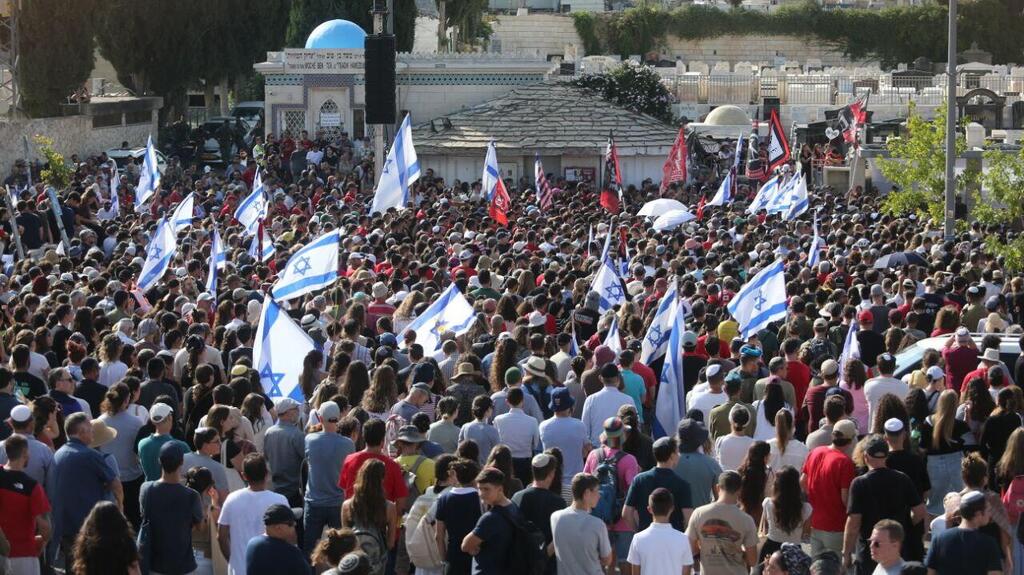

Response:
(18, 0), (98, 117)
(33, 136), (72, 189)
(977, 148), (1024, 271)
(876, 104), (975, 224)
(285, 0), (418, 52)
(571, 62), (675, 123)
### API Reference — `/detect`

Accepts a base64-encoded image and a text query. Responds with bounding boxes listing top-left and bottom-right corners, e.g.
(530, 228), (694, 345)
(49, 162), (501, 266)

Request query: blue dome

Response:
(305, 19), (367, 50)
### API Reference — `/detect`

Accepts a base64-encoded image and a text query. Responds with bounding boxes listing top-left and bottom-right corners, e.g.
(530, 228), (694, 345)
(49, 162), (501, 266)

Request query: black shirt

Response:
(848, 467), (921, 567)
(75, 378), (106, 418)
(884, 450), (929, 561)
(856, 330), (885, 369)
(245, 534), (312, 575)
(919, 418), (971, 455)
(511, 486), (565, 575)
(12, 371), (45, 401)
(14, 211), (44, 249)
(140, 480), (203, 574)
(925, 527), (1003, 575)
(624, 467), (693, 531)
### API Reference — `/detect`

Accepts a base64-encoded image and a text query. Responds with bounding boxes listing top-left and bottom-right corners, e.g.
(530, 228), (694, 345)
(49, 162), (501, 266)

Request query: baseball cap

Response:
(318, 401), (341, 422)
(9, 404), (31, 423)
(832, 419), (857, 440)
(549, 387), (574, 413)
(821, 359), (840, 377)
(926, 365), (945, 381)
(739, 345), (762, 358)
(158, 441), (186, 469)
(864, 435), (889, 458)
(275, 397), (300, 413)
(870, 284), (884, 297)
(857, 309), (874, 324)
(150, 403), (173, 423)
(884, 418), (904, 433)
(682, 331), (698, 348)
(813, 317), (828, 329)
(603, 417), (624, 439)
(263, 503), (296, 526)
(379, 332), (398, 348)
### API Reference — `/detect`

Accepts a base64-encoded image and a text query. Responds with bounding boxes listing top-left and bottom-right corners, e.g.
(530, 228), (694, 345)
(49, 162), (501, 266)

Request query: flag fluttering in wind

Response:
(660, 126), (687, 193)
(483, 141), (511, 226)
(170, 193), (195, 233)
(601, 134), (622, 215)
(535, 153), (554, 211)
(640, 287), (678, 365)
(726, 259), (788, 339)
(590, 261), (626, 314)
(808, 217), (824, 269)
(138, 217), (177, 292)
(766, 109), (791, 172)
(402, 283), (477, 354)
(654, 303), (686, 438)
(838, 94), (868, 143)
(235, 169), (267, 237)
(271, 230), (340, 302)
(135, 135), (161, 207)
(205, 226), (225, 298)
(370, 114), (421, 214)
(254, 295), (316, 401)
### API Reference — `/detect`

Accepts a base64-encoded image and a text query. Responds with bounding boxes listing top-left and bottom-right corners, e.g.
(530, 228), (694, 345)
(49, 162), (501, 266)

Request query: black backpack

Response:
(493, 504), (547, 575)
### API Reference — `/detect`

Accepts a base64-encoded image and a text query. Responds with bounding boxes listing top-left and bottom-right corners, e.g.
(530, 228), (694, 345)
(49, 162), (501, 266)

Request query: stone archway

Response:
(956, 88), (1006, 130)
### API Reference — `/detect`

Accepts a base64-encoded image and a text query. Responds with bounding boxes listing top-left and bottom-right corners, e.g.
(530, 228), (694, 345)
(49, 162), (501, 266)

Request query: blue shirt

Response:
(245, 534), (312, 575)
(539, 416), (589, 484)
(304, 431), (354, 507)
(459, 421), (500, 465)
(52, 437), (116, 535)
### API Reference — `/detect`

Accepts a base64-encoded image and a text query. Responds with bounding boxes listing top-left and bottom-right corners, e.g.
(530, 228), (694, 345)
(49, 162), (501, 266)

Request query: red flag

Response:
(601, 135), (622, 214)
(489, 177), (511, 226)
(660, 126), (688, 194)
(696, 194), (707, 221)
(839, 94), (868, 143)
(766, 109), (791, 172)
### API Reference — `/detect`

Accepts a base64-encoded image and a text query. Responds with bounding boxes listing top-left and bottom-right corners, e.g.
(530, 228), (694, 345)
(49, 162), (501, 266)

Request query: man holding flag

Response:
(601, 134), (623, 214)
(483, 141), (511, 226)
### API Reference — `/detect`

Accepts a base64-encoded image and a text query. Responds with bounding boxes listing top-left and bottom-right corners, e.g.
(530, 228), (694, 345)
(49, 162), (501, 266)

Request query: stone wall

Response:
(0, 114), (158, 174)
(490, 14), (583, 59)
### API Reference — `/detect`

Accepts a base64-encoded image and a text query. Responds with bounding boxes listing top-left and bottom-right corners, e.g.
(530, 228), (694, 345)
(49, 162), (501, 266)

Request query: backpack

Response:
(353, 526), (388, 575)
(1004, 476), (1024, 526)
(384, 414), (406, 458)
(405, 489), (443, 569)
(807, 337), (835, 364)
(591, 448), (626, 524)
(402, 455), (428, 503)
(493, 504), (547, 575)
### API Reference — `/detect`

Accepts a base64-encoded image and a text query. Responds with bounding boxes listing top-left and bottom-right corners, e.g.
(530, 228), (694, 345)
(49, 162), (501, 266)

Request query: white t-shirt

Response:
(217, 488), (289, 575)
(688, 390), (728, 426)
(863, 376), (909, 432)
(714, 434), (755, 472)
(767, 438), (810, 473)
(627, 522), (694, 574)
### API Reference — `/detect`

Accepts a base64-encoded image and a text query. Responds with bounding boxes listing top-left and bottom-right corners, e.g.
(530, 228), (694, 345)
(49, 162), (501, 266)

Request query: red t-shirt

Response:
(0, 467), (50, 557)
(943, 346), (980, 394)
(338, 450), (409, 502)
(802, 446), (855, 532)
(786, 360), (812, 407)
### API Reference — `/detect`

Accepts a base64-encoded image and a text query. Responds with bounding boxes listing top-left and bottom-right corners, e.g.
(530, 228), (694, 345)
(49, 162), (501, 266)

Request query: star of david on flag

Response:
(402, 283), (477, 354)
(253, 294), (316, 401)
(590, 261), (626, 314)
(271, 230), (340, 302)
(727, 259), (788, 339)
(137, 217), (177, 293)
(641, 287), (678, 365)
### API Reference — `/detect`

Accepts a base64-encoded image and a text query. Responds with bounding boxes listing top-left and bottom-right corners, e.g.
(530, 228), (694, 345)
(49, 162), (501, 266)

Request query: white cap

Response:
(150, 403), (173, 423)
(527, 311), (546, 328)
(926, 365), (945, 381)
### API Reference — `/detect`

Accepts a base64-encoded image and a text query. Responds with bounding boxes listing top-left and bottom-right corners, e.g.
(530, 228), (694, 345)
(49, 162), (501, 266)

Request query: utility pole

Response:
(372, 0), (388, 183)
(943, 0), (957, 241)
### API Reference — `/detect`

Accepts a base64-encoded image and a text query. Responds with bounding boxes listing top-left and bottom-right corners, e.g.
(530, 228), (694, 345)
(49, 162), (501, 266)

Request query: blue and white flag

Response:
(620, 240), (630, 278)
(747, 175), (780, 214)
(205, 226), (226, 297)
(271, 229), (340, 302)
(370, 114), (420, 214)
(253, 294), (316, 401)
(640, 288), (678, 365)
(599, 222), (614, 266)
(654, 304), (686, 438)
(603, 315), (623, 356)
(235, 170), (267, 237)
(807, 218), (824, 269)
(707, 169), (732, 207)
(137, 217), (177, 292)
(727, 259), (788, 339)
(586, 224), (594, 256)
(570, 321), (580, 357)
(838, 318), (861, 384)
(248, 228), (276, 262)
(783, 173), (809, 221)
(135, 135), (161, 207)
(170, 193), (195, 232)
(590, 261), (626, 314)
(402, 283), (476, 354)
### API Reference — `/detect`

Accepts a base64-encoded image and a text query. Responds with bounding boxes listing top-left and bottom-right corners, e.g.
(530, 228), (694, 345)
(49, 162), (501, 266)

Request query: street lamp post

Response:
(943, 0), (957, 241)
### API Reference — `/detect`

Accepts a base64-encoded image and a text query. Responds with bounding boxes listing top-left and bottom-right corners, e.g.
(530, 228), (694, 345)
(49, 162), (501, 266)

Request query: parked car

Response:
(230, 101), (264, 133)
(892, 333), (1021, 380)
(197, 116), (254, 166)
(104, 147), (168, 174)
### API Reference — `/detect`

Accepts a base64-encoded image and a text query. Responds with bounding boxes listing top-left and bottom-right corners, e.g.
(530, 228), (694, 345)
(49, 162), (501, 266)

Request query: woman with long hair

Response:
(311, 528), (358, 573)
(839, 358), (868, 433)
(753, 381), (789, 442)
(183, 364), (216, 441)
(758, 465), (812, 564)
(958, 377), (995, 448)
(488, 338), (518, 393)
(98, 333), (128, 388)
(341, 459), (398, 563)
(904, 388), (931, 444)
(883, 327), (907, 356)
(241, 392), (273, 451)
(737, 441), (772, 525)
(485, 444), (524, 498)
(207, 405), (246, 473)
(767, 409), (808, 473)
(870, 393), (909, 436)
(361, 366), (397, 419)
(98, 382), (146, 530)
(342, 361), (371, 407)
(72, 501), (140, 575)
(982, 387), (1022, 486)
(299, 349), (326, 402)
(921, 389), (969, 515)
(324, 351), (352, 389)
(617, 404), (654, 471)
(495, 295), (518, 332)
(932, 306), (959, 337)
(393, 292), (424, 336)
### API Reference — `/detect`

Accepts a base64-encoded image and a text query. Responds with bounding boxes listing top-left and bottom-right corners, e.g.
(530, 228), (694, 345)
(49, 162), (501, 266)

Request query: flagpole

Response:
(3, 186), (24, 260)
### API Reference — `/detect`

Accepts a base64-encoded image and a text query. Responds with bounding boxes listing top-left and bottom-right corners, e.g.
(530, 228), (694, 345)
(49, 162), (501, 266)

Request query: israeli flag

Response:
(620, 240), (630, 278)
(205, 226), (225, 297)
(235, 170), (267, 237)
(271, 229), (340, 302)
(586, 224), (593, 256)
(603, 315), (623, 356)
(727, 259), (788, 339)
(482, 140), (501, 199)
(640, 288), (678, 365)
(135, 135), (161, 207)
(654, 303), (686, 439)
(253, 294), (316, 401)
(137, 217), (177, 292)
(783, 174), (809, 221)
(248, 228), (276, 262)
(747, 175), (780, 214)
(707, 168), (732, 207)
(570, 321), (580, 357)
(838, 318), (861, 384)
(370, 114), (421, 214)
(402, 283), (476, 354)
(590, 261), (626, 314)
(170, 193), (195, 232)
(808, 218), (824, 269)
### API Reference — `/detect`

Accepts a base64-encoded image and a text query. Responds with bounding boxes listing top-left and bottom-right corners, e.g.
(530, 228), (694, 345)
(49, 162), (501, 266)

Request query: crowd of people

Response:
(0, 123), (1022, 575)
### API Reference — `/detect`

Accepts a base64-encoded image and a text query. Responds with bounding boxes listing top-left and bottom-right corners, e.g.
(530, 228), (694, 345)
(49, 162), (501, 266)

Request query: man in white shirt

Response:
(581, 364), (635, 444)
(217, 453), (289, 575)
(863, 353), (909, 432)
(494, 387), (540, 484)
(549, 333), (574, 384)
(627, 487), (694, 575)
(687, 363), (729, 425)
